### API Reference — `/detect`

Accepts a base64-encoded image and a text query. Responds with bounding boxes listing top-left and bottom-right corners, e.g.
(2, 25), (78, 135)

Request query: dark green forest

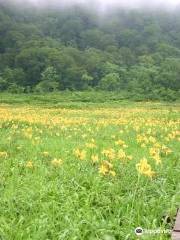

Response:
(0, 1), (180, 100)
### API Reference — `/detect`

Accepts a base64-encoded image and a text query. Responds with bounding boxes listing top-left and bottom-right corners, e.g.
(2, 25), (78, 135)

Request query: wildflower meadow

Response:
(0, 97), (179, 240)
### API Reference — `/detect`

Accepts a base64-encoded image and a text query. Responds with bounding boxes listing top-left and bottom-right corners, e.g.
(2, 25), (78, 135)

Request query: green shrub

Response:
(7, 84), (25, 93)
(34, 81), (59, 93)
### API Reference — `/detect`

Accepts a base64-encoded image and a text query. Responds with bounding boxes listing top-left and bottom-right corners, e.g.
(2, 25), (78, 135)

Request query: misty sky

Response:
(4, 0), (180, 10)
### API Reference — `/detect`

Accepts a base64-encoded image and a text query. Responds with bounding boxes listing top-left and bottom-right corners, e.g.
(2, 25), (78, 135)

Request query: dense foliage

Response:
(0, 2), (180, 100)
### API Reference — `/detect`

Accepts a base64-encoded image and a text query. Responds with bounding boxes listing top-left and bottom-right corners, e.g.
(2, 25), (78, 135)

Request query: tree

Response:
(64, 66), (89, 90)
(81, 72), (93, 90)
(35, 66), (59, 92)
(120, 47), (136, 66)
(157, 58), (180, 90)
(2, 67), (26, 87)
(84, 48), (106, 86)
(127, 65), (159, 94)
(15, 47), (48, 87)
(35, 81), (59, 93)
(41, 66), (59, 83)
(0, 3), (180, 98)
(99, 73), (121, 91)
(0, 75), (8, 91)
(102, 62), (120, 75)
(81, 29), (116, 50)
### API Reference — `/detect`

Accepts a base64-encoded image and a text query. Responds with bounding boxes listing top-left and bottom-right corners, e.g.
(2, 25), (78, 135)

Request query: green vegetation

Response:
(0, 100), (179, 239)
(0, 2), (179, 239)
(0, 2), (180, 100)
(0, 92), (179, 109)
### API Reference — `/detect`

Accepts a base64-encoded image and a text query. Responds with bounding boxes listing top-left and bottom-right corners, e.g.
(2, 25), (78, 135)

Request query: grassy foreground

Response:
(0, 95), (179, 240)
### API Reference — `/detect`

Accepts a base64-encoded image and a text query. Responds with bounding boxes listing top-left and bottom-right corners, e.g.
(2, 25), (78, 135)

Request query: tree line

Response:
(0, 2), (180, 100)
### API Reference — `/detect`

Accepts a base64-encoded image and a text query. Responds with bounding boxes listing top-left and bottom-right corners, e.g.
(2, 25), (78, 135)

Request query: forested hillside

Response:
(0, 1), (180, 99)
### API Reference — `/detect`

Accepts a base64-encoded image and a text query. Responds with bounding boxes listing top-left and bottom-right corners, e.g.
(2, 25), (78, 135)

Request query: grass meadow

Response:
(0, 93), (179, 240)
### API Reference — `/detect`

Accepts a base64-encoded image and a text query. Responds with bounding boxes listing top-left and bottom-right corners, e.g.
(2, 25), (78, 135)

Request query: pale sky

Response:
(26, 0), (180, 5)
(4, 0), (180, 9)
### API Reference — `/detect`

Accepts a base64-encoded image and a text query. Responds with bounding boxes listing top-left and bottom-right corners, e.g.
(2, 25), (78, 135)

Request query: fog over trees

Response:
(0, 0), (180, 99)
(1, 0), (180, 9)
